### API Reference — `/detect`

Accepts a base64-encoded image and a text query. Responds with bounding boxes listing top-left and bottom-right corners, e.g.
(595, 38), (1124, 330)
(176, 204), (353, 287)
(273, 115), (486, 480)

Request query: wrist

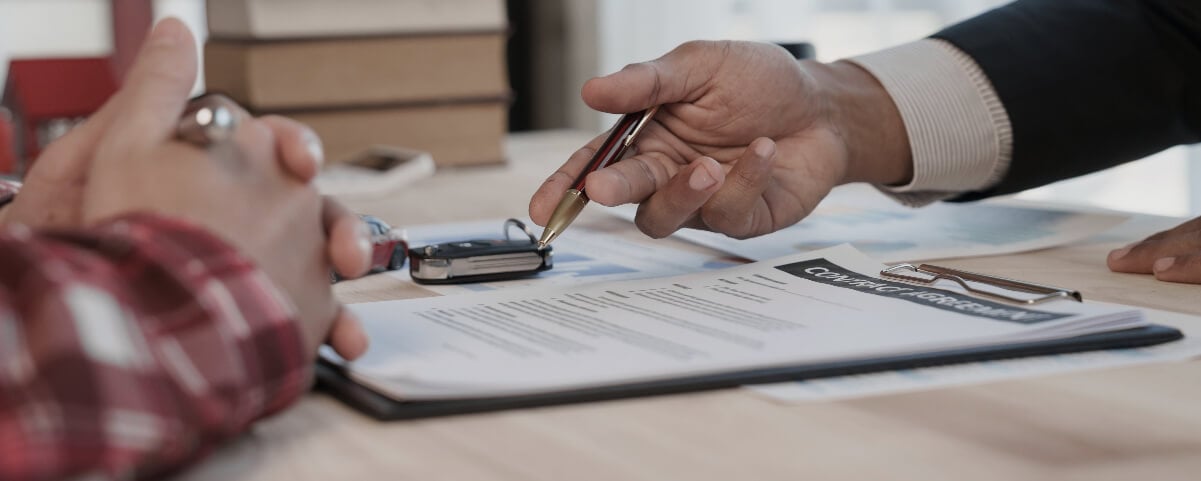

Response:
(804, 59), (912, 186)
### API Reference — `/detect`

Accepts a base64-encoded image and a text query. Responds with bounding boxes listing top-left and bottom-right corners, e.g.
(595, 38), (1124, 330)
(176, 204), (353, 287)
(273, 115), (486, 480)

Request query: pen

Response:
(537, 106), (659, 247)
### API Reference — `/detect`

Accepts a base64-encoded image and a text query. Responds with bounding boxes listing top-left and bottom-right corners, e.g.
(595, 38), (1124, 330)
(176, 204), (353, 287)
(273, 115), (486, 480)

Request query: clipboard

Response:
(316, 325), (1182, 420)
(880, 263), (1082, 305)
(315, 262), (1183, 421)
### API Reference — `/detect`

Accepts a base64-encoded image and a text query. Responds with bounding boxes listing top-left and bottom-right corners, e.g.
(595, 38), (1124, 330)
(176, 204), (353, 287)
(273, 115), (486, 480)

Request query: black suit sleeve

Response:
(931, 0), (1201, 200)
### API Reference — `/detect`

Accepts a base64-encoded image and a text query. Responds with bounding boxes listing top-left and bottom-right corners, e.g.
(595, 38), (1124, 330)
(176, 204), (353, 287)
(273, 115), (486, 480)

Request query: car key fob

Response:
(408, 219), (553, 284)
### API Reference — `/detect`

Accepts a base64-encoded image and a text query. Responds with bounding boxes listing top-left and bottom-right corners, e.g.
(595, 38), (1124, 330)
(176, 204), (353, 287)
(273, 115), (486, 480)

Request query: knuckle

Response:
(701, 206), (750, 239)
(634, 214), (670, 239)
(1126, 239), (1153, 255)
(233, 119), (277, 163)
(570, 146), (597, 164)
(675, 40), (716, 55)
(35, 140), (70, 166)
(140, 62), (194, 90)
(732, 165), (762, 191)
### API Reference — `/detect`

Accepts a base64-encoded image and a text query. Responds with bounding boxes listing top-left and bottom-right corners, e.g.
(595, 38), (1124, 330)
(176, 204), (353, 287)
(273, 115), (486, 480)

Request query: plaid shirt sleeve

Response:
(0, 212), (311, 481)
(0, 179), (18, 207)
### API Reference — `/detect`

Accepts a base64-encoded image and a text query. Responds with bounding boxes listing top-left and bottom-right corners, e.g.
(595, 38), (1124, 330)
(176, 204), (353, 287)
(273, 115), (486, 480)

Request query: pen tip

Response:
(537, 229), (555, 248)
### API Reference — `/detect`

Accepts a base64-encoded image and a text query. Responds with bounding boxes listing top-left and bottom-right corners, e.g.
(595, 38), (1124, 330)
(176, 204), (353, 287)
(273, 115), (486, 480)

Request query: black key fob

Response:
(408, 219), (553, 284)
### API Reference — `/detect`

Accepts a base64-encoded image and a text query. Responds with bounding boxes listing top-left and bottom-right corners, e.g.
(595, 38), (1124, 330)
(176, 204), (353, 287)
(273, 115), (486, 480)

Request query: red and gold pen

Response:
(537, 106), (660, 247)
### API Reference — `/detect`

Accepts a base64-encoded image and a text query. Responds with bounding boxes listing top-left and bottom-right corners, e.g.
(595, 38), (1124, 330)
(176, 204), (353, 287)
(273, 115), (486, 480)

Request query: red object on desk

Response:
(0, 109), (13, 174)
(1, 57), (119, 172)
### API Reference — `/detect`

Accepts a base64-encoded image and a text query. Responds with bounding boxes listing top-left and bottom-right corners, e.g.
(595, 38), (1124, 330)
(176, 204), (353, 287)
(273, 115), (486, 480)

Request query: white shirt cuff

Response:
(847, 39), (1013, 206)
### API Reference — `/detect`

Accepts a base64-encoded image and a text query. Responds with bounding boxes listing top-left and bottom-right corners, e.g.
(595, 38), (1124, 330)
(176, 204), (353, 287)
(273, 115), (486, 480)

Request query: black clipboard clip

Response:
(880, 264), (1082, 306)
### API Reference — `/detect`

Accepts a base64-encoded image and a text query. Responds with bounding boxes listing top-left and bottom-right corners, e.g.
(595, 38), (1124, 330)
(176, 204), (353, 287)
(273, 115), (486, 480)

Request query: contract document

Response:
(328, 246), (1174, 405)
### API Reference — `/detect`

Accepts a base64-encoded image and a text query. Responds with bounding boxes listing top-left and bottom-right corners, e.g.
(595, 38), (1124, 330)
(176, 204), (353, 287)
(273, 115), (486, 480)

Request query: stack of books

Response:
(204, 0), (510, 166)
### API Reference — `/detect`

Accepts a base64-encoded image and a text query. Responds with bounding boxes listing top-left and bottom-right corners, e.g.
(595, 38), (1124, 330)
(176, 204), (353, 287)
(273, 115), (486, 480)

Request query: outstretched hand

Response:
(1108, 216), (1201, 284)
(530, 40), (912, 239)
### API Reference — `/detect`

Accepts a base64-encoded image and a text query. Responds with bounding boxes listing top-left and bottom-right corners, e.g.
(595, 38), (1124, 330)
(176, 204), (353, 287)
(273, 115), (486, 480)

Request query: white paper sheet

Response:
(387, 218), (743, 295)
(342, 245), (1150, 400)
(748, 330), (1201, 402)
(610, 185), (1128, 263)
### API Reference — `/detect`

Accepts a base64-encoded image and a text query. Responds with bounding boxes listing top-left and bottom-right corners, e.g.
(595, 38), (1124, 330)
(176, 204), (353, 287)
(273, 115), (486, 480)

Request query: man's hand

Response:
(530, 40), (913, 239)
(68, 19), (366, 358)
(1108, 216), (1201, 284)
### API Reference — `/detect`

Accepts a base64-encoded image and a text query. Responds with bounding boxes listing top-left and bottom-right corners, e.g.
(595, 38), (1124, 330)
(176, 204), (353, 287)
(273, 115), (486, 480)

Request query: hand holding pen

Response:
(529, 41), (904, 242)
(536, 106), (659, 246)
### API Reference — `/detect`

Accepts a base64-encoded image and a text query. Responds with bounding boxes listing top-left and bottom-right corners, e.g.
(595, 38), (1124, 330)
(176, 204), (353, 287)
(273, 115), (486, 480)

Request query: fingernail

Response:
(147, 19), (182, 47)
(305, 131), (325, 168)
(689, 164), (717, 190)
(1153, 257), (1175, 272)
(753, 139), (775, 159)
(1109, 246), (1132, 260)
(356, 221), (373, 259)
(344, 312), (370, 358)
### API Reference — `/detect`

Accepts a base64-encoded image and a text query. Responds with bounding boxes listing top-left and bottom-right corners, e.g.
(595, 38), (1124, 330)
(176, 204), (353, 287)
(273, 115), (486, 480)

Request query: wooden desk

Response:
(180, 131), (1201, 481)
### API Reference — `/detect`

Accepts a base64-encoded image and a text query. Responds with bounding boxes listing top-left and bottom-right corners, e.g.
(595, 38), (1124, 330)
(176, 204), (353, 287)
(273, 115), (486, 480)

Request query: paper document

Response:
(389, 218), (742, 295)
(337, 245), (1154, 401)
(610, 185), (1127, 262)
(748, 334), (1201, 402)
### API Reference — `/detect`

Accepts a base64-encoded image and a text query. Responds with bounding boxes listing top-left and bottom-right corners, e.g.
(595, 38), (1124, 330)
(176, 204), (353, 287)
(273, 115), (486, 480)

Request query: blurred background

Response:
(1, 0), (1197, 217)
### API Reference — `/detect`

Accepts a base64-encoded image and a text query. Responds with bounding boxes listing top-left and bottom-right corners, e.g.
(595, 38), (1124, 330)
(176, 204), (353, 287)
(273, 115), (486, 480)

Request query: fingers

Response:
(529, 134), (607, 225)
(23, 21), (196, 187)
(698, 138), (777, 238)
(260, 115), (324, 182)
(581, 40), (718, 114)
(586, 151), (681, 207)
(203, 115), (276, 176)
(633, 157), (724, 238)
(323, 197), (372, 279)
(529, 129), (688, 227)
(1148, 254), (1201, 284)
(1107, 226), (1201, 283)
(328, 308), (369, 360)
(102, 18), (199, 153)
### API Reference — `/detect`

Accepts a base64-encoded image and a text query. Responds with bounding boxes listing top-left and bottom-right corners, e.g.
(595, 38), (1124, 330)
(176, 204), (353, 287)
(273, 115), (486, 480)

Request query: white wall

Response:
(0, 0), (113, 91)
(2, 0), (1195, 216)
(0, 0), (207, 94)
(565, 0), (1199, 217)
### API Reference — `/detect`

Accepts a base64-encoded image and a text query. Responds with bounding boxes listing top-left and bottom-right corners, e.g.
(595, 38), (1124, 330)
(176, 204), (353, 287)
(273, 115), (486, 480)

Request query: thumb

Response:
(101, 18), (198, 155)
(581, 40), (720, 114)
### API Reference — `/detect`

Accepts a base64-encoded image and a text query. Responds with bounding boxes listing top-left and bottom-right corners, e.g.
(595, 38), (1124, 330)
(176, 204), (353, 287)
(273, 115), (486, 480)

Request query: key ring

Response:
(502, 218), (539, 244)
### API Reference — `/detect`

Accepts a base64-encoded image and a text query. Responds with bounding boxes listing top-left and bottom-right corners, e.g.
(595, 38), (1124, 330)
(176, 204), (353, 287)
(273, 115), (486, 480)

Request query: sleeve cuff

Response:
(0, 178), (21, 208)
(847, 39), (1013, 206)
(91, 213), (311, 426)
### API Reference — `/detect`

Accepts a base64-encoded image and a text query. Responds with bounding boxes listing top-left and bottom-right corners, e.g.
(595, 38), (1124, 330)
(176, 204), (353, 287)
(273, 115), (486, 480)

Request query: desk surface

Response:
(180, 131), (1201, 481)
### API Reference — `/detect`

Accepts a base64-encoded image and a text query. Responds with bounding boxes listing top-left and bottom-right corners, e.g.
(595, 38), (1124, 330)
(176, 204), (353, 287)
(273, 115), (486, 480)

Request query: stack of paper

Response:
(330, 246), (1166, 402)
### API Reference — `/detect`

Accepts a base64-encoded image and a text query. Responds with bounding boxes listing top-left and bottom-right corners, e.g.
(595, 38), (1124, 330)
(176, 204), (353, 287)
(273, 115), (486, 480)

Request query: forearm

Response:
(803, 59), (913, 188)
(801, 40), (1013, 205)
(819, 0), (1201, 205)
(0, 214), (309, 481)
(847, 39), (1013, 206)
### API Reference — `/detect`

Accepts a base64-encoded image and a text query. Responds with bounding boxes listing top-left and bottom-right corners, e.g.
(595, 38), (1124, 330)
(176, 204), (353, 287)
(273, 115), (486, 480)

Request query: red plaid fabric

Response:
(0, 179), (19, 207)
(0, 213), (310, 481)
